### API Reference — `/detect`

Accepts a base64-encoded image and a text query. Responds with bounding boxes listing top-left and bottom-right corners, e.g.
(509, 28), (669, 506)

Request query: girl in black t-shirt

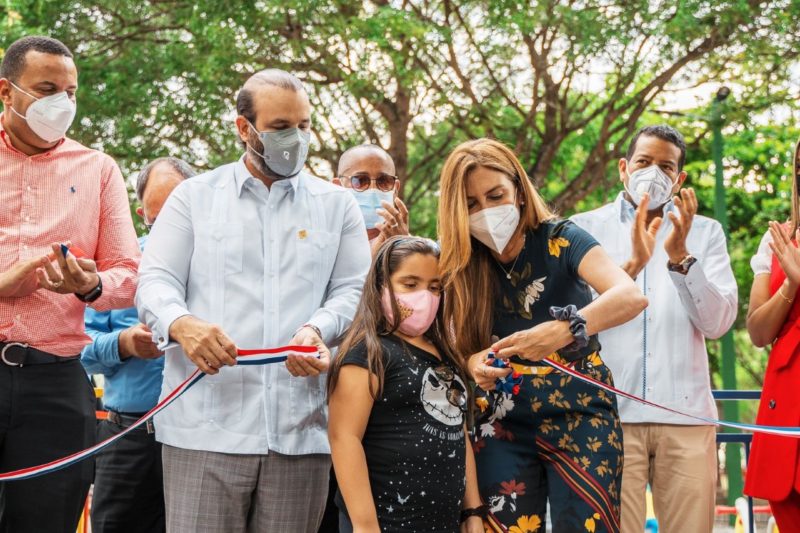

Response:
(437, 139), (648, 532)
(328, 236), (484, 533)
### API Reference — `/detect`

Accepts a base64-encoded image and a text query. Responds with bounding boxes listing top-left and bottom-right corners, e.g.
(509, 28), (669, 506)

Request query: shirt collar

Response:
(0, 112), (66, 157)
(615, 190), (675, 224)
(233, 155), (301, 198)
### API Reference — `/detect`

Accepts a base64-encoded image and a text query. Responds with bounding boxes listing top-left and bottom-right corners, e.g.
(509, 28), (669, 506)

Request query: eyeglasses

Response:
(341, 173), (398, 192)
(433, 365), (468, 413)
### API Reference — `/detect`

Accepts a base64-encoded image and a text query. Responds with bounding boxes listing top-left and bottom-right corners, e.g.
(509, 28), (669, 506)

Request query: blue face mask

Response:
(350, 189), (394, 230)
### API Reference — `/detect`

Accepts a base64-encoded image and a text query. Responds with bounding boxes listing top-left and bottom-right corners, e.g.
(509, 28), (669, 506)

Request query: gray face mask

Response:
(247, 122), (310, 178)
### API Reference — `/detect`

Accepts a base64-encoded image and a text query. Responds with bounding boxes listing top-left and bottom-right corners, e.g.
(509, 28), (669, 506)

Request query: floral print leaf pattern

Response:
(576, 393), (592, 407)
(548, 237), (570, 258)
(586, 436), (602, 453)
(584, 513), (601, 532)
(547, 389), (571, 409)
(522, 276), (547, 314)
(509, 514), (542, 533)
(558, 433), (580, 453)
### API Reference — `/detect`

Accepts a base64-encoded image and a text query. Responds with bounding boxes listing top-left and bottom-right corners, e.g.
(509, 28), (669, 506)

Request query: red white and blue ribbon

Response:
(0, 345), (317, 481)
(541, 358), (800, 438)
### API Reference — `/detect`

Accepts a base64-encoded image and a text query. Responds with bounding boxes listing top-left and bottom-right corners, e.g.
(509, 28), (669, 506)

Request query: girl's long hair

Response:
(328, 236), (464, 399)
(437, 138), (555, 359)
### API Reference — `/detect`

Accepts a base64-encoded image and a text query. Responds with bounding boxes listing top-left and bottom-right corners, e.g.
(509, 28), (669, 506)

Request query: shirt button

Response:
(24, 216), (30, 222)
(646, 387), (653, 392)
(769, 399), (777, 409)
(23, 245), (28, 250)
(15, 314), (21, 320)
(158, 337), (164, 343)
(26, 186), (31, 192)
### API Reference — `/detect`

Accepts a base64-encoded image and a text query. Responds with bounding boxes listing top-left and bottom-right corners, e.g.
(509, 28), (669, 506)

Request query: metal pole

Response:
(711, 87), (742, 517)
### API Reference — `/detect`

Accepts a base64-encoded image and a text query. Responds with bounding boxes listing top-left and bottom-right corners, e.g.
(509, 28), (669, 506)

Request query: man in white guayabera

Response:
(136, 69), (371, 533)
(571, 125), (737, 533)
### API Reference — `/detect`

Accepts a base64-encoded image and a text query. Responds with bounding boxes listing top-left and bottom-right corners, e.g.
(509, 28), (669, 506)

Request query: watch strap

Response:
(75, 276), (103, 303)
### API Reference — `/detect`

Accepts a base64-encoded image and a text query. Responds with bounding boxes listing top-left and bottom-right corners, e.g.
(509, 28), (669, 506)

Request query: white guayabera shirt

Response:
(571, 192), (738, 425)
(136, 157), (371, 454)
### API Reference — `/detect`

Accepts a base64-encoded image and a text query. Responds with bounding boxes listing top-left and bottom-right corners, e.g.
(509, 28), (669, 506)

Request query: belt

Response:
(106, 410), (155, 434)
(0, 342), (79, 367)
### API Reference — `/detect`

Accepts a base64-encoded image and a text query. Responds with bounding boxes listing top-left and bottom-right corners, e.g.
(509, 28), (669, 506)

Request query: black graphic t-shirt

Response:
(336, 334), (467, 532)
(493, 220), (600, 359)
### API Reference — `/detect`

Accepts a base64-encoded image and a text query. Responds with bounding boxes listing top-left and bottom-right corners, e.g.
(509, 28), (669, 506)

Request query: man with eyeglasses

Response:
(334, 144), (410, 256)
(81, 156), (195, 533)
(321, 144), (409, 532)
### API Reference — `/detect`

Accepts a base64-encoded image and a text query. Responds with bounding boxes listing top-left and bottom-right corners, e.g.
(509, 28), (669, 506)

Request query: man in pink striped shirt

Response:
(0, 36), (140, 532)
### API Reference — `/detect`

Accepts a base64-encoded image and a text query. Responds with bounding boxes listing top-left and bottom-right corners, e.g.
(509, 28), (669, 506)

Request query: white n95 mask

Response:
(468, 204), (520, 254)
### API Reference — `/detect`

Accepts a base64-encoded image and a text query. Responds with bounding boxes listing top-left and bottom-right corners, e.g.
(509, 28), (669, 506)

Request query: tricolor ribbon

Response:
(0, 345), (317, 481)
(541, 358), (800, 438)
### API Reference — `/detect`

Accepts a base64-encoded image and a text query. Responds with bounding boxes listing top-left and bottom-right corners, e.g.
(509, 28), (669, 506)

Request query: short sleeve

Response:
(750, 230), (773, 276)
(548, 220), (599, 276)
(340, 342), (369, 369)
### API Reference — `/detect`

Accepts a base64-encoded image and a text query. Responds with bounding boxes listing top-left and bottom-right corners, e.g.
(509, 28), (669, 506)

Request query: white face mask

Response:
(469, 204), (520, 254)
(624, 163), (676, 208)
(8, 82), (77, 143)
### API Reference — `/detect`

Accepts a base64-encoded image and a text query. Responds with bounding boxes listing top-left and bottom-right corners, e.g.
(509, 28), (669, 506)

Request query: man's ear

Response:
(676, 170), (688, 189)
(234, 115), (251, 145)
(0, 79), (11, 107)
(618, 158), (628, 183)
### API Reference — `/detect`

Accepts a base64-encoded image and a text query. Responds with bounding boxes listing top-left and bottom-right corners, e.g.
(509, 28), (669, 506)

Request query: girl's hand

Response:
(491, 321), (572, 361)
(460, 516), (484, 533)
(769, 221), (800, 288)
(468, 349), (511, 391)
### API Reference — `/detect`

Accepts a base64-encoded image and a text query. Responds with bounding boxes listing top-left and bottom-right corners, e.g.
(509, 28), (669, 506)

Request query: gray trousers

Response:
(162, 444), (330, 533)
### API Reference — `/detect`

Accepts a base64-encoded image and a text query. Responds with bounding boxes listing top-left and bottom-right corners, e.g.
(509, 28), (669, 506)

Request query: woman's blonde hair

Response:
(437, 138), (555, 359)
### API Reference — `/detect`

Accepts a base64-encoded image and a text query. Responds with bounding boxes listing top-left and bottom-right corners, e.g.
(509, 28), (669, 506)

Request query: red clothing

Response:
(744, 253), (800, 500)
(0, 115), (140, 356)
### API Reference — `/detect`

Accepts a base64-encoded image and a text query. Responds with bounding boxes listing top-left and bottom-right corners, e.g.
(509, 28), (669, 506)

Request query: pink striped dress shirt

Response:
(0, 115), (140, 356)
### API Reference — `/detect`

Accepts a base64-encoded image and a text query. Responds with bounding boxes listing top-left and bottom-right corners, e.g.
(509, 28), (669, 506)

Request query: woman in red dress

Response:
(745, 139), (800, 528)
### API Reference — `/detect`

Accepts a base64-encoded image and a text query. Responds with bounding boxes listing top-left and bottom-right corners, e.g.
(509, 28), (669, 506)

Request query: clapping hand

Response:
(769, 221), (800, 287)
(664, 188), (697, 264)
(626, 193), (662, 276)
(37, 242), (100, 296)
(0, 256), (46, 298)
(370, 197), (409, 255)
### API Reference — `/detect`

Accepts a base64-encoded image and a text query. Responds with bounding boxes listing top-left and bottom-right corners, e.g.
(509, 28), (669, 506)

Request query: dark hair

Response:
(0, 36), (73, 81)
(328, 236), (466, 400)
(626, 125), (687, 171)
(135, 157), (196, 202)
(236, 68), (305, 125)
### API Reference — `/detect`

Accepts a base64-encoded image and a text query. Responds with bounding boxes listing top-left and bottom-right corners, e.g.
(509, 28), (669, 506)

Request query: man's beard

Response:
(246, 130), (284, 180)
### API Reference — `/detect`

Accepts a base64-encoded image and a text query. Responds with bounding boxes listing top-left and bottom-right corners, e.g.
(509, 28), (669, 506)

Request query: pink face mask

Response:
(381, 288), (441, 337)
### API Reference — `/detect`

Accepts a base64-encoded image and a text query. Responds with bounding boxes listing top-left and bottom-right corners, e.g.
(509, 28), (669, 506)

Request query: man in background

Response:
(82, 157), (196, 533)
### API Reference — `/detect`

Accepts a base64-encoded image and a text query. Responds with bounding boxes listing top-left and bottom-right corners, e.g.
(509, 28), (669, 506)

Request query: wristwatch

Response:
(667, 255), (697, 275)
(75, 276), (103, 303)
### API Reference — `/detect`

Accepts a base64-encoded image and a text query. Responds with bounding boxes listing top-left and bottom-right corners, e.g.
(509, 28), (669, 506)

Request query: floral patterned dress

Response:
(474, 220), (623, 533)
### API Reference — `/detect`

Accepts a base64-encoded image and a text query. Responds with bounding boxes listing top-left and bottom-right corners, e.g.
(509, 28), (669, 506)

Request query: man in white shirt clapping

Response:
(571, 125), (737, 533)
